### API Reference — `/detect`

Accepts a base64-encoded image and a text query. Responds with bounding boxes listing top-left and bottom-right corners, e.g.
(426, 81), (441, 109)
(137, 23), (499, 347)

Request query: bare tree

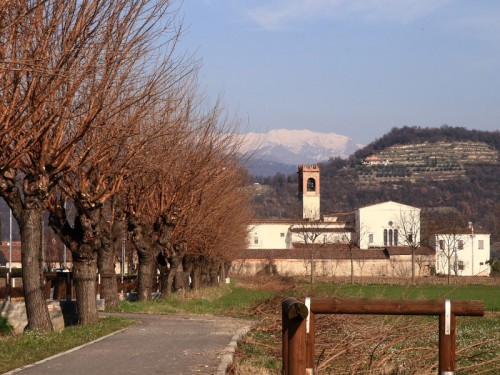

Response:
(435, 229), (466, 284)
(291, 215), (336, 285)
(1, 0), (152, 330)
(398, 209), (421, 285)
(44, 0), (192, 324)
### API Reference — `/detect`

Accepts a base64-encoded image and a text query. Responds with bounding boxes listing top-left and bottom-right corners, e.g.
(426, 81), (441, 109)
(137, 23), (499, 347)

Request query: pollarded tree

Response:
(171, 160), (252, 291)
(1, 0), (173, 330)
(44, 0), (193, 324)
(124, 99), (251, 299)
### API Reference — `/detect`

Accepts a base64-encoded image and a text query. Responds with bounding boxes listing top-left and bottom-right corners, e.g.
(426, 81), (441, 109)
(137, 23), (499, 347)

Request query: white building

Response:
(356, 201), (421, 250)
(234, 165), (437, 278)
(433, 231), (491, 276)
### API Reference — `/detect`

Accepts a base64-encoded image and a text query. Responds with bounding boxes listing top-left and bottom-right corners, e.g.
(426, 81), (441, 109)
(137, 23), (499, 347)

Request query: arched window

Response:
(388, 229), (393, 246)
(306, 178), (316, 192)
(383, 229), (387, 246)
(394, 229), (398, 245)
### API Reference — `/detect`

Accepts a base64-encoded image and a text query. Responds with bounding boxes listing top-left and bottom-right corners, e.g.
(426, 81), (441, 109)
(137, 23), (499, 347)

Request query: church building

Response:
(232, 165), (437, 278)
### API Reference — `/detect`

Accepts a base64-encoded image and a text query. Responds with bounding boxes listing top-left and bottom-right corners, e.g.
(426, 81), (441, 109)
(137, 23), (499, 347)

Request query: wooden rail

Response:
(282, 297), (484, 375)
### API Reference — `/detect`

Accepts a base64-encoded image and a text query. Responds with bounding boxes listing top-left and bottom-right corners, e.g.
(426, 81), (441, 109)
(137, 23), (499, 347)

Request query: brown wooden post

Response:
(439, 300), (456, 375)
(282, 299), (290, 375)
(288, 311), (307, 375)
(282, 297), (309, 375)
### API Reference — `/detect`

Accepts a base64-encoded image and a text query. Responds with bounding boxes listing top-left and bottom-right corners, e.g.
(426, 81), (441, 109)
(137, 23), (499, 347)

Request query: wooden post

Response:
(439, 300), (456, 374)
(282, 299), (290, 375)
(282, 297), (309, 375)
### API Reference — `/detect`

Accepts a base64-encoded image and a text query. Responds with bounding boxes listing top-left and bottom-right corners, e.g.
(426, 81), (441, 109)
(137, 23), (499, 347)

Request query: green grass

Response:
(0, 316), (134, 374)
(308, 283), (500, 311)
(0, 316), (12, 335)
(113, 283), (274, 316)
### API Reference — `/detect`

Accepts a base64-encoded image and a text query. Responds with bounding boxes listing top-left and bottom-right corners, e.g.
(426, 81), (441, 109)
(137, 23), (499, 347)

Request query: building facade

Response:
(433, 232), (491, 276)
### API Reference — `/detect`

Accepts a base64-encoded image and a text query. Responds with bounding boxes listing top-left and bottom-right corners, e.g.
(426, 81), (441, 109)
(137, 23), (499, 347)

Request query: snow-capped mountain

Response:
(240, 129), (361, 176)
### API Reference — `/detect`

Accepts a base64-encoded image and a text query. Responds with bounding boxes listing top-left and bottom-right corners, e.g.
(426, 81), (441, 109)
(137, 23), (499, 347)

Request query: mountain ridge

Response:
(241, 129), (361, 175)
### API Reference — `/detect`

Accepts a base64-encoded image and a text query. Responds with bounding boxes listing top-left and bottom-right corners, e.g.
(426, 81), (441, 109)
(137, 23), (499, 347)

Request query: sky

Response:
(179, 1), (500, 144)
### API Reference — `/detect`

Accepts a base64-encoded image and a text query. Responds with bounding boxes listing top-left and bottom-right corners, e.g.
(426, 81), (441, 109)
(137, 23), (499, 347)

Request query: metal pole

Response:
(9, 209), (12, 273)
(471, 223), (474, 276)
(9, 209), (15, 288)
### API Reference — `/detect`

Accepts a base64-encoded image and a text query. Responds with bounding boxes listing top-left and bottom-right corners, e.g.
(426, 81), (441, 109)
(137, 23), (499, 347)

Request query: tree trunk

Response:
(310, 250), (315, 285)
(173, 256), (185, 291)
(73, 256), (98, 324)
(157, 253), (170, 298)
(97, 246), (119, 308)
(1, 171), (52, 331)
(20, 208), (53, 331)
(191, 260), (201, 291)
(137, 250), (155, 301)
(350, 251), (354, 285)
(209, 260), (219, 285)
(411, 249), (416, 285)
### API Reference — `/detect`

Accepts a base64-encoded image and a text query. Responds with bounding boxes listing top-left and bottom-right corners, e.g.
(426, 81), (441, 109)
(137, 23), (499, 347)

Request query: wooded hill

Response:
(250, 126), (500, 252)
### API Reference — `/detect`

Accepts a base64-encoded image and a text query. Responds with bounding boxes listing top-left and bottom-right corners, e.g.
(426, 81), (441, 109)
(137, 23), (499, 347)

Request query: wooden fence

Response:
(0, 272), (153, 301)
(282, 297), (484, 375)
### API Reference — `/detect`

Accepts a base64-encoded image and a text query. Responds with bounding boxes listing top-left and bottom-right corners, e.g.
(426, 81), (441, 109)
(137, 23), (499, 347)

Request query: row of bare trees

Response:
(1, 1), (251, 330)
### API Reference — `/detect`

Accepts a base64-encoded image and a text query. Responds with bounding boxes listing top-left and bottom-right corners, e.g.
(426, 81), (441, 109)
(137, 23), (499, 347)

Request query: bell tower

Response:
(298, 164), (320, 220)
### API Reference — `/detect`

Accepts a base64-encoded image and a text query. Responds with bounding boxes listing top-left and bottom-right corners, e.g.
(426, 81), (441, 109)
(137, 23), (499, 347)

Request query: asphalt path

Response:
(6, 313), (252, 375)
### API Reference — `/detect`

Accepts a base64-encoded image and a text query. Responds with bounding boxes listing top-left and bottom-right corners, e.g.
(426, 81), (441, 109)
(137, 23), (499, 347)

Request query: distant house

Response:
(432, 230), (491, 276)
(0, 241), (21, 269)
(363, 155), (389, 165)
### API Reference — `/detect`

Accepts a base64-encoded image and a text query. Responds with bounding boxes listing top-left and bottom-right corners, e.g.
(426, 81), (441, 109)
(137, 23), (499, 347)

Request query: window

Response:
(394, 229), (398, 246)
(254, 237), (258, 245)
(388, 229), (393, 246)
(368, 233), (374, 244)
(458, 260), (464, 270)
(383, 229), (387, 246)
(306, 178), (316, 192)
(280, 233), (285, 238)
(458, 240), (463, 250)
(407, 234), (413, 243)
(439, 240), (445, 250)
(478, 240), (484, 250)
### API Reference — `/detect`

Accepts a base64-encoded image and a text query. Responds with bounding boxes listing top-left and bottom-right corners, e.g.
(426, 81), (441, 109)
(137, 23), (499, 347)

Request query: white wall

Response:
(434, 233), (491, 276)
(357, 201), (420, 249)
(247, 223), (292, 249)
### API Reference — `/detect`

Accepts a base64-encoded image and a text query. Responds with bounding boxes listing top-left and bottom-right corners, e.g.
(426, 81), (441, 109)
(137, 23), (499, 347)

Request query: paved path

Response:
(7, 313), (252, 375)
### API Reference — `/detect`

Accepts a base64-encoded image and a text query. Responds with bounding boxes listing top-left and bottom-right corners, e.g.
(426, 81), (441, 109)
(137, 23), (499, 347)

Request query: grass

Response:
(112, 283), (274, 317)
(0, 316), (12, 335)
(0, 316), (134, 374)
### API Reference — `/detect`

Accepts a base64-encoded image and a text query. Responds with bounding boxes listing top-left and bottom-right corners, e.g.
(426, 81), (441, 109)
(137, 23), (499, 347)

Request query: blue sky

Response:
(180, 1), (500, 144)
